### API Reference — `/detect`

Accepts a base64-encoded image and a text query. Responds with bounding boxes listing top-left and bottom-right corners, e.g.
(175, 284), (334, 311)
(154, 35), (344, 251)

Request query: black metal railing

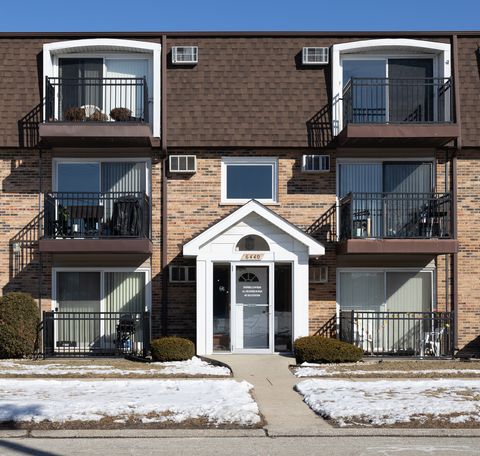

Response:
(43, 192), (150, 239)
(343, 77), (453, 126)
(339, 192), (452, 240)
(41, 311), (150, 357)
(45, 77), (149, 123)
(339, 310), (454, 357)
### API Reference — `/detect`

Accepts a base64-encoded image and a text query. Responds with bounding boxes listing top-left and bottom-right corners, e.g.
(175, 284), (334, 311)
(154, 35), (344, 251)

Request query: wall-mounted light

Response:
(12, 242), (21, 255)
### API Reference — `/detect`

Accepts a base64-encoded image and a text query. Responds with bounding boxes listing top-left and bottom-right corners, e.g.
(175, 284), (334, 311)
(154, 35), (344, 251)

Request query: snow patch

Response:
(0, 357), (230, 377)
(296, 379), (480, 426)
(0, 379), (260, 426)
(294, 366), (480, 378)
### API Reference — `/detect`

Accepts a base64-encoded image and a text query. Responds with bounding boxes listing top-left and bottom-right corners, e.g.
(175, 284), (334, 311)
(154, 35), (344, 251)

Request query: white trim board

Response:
(183, 200), (325, 257)
(331, 38), (451, 135)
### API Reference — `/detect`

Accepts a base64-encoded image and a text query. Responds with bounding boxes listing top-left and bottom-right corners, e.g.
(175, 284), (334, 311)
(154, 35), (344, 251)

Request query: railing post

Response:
(350, 309), (355, 345)
(143, 311), (151, 357)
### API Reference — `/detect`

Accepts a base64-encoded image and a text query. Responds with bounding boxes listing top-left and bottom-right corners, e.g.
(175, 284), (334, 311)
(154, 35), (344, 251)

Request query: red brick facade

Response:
(0, 31), (478, 355)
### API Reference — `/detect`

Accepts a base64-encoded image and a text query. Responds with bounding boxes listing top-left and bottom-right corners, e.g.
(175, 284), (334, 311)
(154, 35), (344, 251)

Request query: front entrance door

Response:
(233, 265), (272, 353)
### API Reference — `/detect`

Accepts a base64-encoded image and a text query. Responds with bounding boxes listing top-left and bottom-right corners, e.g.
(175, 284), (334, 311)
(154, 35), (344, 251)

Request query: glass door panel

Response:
(234, 266), (270, 351)
(388, 59), (434, 122)
(343, 59), (387, 123)
(213, 264), (231, 351)
(56, 271), (101, 350)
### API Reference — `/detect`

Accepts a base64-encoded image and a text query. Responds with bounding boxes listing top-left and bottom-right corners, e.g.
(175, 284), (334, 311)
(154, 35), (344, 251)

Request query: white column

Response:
(293, 254), (310, 341)
(196, 260), (207, 355)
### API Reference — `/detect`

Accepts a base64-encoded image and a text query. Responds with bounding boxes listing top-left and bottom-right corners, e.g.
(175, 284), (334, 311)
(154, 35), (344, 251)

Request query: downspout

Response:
(451, 34), (461, 352)
(38, 145), (43, 319)
(160, 34), (169, 336)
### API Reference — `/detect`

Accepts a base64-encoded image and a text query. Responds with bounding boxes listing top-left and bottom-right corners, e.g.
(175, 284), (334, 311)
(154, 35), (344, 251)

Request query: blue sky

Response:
(1, 0), (479, 32)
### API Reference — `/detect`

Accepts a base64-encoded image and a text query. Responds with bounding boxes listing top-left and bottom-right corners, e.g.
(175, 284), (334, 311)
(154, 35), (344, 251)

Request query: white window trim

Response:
(169, 265), (196, 283)
(309, 265), (328, 283)
(52, 157), (151, 196)
(221, 157), (278, 204)
(331, 38), (451, 135)
(51, 267), (152, 313)
(43, 39), (162, 138)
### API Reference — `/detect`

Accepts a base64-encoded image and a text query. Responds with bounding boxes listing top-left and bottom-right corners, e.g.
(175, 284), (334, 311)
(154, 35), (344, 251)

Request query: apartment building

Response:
(1, 31), (479, 357)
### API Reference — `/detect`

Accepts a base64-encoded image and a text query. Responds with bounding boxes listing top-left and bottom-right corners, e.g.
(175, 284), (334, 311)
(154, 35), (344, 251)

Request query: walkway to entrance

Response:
(210, 354), (331, 434)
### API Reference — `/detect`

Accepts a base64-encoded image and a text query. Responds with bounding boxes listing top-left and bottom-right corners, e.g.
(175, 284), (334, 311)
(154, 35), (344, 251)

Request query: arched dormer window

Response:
(235, 235), (269, 252)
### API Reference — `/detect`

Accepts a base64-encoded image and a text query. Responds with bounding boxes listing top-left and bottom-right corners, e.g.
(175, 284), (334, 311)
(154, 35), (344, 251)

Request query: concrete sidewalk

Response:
(210, 354), (331, 435)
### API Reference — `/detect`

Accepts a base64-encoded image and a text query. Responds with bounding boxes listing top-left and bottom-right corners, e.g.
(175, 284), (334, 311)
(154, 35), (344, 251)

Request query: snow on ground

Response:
(296, 379), (480, 426)
(293, 366), (480, 378)
(0, 357), (230, 377)
(152, 357), (231, 376)
(0, 379), (260, 426)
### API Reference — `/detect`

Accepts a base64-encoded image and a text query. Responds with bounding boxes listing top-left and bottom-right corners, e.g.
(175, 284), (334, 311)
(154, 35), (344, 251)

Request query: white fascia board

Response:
(183, 200), (325, 257)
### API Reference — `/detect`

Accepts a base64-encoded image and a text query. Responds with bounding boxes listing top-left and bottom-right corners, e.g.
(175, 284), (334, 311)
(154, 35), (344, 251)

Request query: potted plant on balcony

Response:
(87, 109), (108, 122)
(63, 107), (86, 122)
(110, 107), (132, 122)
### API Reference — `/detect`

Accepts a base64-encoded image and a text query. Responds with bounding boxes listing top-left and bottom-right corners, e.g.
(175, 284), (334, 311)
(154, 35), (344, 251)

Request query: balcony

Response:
(337, 192), (457, 254)
(338, 77), (459, 147)
(39, 192), (152, 254)
(39, 77), (154, 147)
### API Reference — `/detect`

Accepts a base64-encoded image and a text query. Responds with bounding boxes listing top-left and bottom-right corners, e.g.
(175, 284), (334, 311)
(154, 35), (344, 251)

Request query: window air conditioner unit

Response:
(169, 155), (197, 173)
(171, 46), (198, 64)
(302, 47), (329, 65)
(302, 155), (330, 172)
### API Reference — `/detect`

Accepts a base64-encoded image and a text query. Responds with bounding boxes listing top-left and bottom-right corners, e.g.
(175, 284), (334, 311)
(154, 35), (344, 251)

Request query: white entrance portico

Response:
(183, 200), (325, 355)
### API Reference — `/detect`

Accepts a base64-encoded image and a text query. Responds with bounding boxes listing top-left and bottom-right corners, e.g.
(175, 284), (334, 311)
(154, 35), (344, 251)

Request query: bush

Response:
(0, 292), (39, 358)
(110, 107), (132, 121)
(294, 336), (363, 364)
(150, 336), (195, 362)
(63, 106), (86, 121)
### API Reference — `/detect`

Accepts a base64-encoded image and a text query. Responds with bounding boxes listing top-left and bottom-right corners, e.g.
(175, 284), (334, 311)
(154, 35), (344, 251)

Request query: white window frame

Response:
(221, 157), (278, 204)
(169, 265), (196, 283)
(309, 265), (328, 283)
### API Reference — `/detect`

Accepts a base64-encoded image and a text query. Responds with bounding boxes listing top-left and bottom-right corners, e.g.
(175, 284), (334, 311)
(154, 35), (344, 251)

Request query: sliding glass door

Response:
(55, 270), (149, 353)
(339, 269), (433, 353)
(338, 161), (433, 238)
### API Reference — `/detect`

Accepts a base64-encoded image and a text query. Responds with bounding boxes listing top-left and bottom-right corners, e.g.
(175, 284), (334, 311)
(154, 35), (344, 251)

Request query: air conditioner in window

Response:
(169, 155), (197, 173)
(302, 47), (329, 65)
(302, 154), (330, 172)
(171, 46), (198, 64)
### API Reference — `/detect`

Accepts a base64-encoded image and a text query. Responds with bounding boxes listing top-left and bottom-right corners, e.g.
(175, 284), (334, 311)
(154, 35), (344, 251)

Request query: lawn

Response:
(296, 379), (480, 428)
(0, 378), (261, 429)
(0, 357), (231, 378)
(292, 359), (480, 378)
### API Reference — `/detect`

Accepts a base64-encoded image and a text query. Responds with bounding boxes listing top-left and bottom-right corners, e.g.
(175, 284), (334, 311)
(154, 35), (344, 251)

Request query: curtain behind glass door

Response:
(388, 59), (434, 122)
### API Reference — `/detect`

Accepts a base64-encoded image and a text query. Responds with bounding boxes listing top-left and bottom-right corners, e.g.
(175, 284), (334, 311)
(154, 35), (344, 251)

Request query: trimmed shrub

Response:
(294, 336), (363, 364)
(63, 106), (86, 121)
(150, 337), (195, 362)
(0, 292), (39, 359)
(110, 107), (132, 121)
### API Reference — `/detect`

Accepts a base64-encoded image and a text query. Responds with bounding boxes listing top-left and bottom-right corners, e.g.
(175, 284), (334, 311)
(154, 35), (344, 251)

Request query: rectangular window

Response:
(213, 264), (230, 352)
(309, 265), (328, 283)
(221, 157), (278, 203)
(170, 265), (196, 283)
